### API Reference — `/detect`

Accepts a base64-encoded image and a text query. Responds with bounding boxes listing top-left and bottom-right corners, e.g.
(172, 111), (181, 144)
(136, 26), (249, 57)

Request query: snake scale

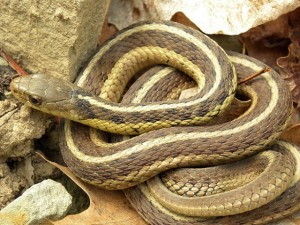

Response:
(9, 21), (300, 224)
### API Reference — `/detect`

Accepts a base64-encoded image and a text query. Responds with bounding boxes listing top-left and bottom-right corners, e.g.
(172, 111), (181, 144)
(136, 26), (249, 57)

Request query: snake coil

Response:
(10, 21), (299, 224)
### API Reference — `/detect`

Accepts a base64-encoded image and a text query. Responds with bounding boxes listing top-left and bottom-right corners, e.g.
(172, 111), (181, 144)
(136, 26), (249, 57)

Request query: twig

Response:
(238, 67), (270, 85)
(0, 49), (27, 76)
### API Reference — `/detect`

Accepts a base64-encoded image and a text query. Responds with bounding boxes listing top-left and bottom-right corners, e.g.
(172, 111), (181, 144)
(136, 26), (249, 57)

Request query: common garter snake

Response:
(10, 21), (299, 224)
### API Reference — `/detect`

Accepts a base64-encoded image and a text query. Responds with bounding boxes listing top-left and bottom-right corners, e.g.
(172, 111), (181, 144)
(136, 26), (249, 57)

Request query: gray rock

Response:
(0, 179), (72, 225)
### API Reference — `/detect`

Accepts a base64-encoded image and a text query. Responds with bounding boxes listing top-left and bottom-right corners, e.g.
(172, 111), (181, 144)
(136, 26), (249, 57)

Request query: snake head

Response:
(10, 74), (82, 118)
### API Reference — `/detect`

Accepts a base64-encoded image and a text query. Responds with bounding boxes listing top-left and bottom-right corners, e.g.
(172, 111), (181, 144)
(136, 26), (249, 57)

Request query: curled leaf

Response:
(281, 123), (300, 147)
(277, 43), (300, 109)
(36, 153), (147, 225)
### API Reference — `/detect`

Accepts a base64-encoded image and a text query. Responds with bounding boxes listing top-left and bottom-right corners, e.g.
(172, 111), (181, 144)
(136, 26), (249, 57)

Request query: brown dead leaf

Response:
(98, 16), (118, 45)
(36, 153), (147, 225)
(281, 123), (300, 147)
(241, 7), (300, 111)
(240, 9), (291, 69)
(290, 108), (300, 125)
(277, 42), (300, 109)
(170, 12), (199, 30)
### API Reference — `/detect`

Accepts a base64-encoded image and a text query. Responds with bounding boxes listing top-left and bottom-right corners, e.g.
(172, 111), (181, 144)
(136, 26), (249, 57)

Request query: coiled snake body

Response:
(10, 21), (300, 224)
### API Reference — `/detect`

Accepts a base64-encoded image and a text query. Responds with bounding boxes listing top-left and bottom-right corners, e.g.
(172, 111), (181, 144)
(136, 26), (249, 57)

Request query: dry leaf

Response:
(290, 108), (300, 125)
(281, 123), (300, 146)
(277, 43), (300, 109)
(240, 9), (291, 69)
(98, 16), (118, 45)
(241, 7), (300, 110)
(276, 8), (300, 109)
(36, 153), (147, 225)
(107, 0), (300, 35)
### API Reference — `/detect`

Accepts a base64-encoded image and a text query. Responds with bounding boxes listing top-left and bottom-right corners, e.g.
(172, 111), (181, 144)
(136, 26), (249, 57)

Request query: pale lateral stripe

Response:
(277, 141), (300, 186)
(89, 68), (189, 147)
(136, 141), (300, 221)
(99, 46), (206, 100)
(76, 23), (224, 111)
(138, 183), (198, 222)
(77, 53), (216, 111)
(66, 56), (279, 163)
(77, 24), (222, 88)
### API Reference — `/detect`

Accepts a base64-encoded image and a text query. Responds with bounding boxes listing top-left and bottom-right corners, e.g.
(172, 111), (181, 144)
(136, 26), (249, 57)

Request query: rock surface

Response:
(0, 99), (51, 159)
(0, 0), (110, 81)
(0, 163), (28, 209)
(0, 60), (55, 208)
(0, 179), (72, 225)
(108, 0), (300, 34)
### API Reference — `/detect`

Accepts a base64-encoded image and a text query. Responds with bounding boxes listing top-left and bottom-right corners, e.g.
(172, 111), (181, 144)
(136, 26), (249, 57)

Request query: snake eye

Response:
(29, 95), (42, 106)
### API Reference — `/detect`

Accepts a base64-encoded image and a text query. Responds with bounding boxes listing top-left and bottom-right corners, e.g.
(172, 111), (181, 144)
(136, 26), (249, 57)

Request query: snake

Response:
(9, 21), (300, 223)
(120, 62), (300, 224)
